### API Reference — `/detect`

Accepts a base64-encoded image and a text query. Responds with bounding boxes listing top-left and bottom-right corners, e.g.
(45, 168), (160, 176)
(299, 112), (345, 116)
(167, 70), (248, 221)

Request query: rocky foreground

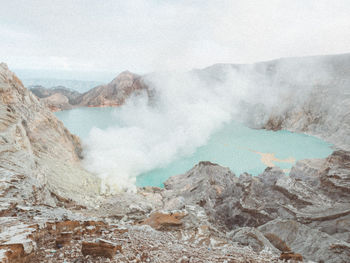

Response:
(1, 56), (350, 262)
(0, 63), (278, 262)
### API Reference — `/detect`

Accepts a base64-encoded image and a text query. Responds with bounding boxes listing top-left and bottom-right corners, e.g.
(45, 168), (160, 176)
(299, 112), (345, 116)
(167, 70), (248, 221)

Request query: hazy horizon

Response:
(1, 0), (350, 76)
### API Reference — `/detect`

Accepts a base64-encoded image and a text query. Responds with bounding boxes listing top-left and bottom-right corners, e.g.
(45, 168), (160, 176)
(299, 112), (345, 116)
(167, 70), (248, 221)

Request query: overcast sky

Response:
(1, 0), (350, 75)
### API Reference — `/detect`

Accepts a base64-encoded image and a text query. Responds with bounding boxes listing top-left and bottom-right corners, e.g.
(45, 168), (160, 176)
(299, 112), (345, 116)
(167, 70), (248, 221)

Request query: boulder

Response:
(141, 211), (186, 230)
(81, 239), (122, 258)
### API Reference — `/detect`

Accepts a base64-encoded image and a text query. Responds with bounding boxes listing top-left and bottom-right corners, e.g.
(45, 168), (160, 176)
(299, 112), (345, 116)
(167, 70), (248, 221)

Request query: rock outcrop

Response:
(161, 151), (350, 262)
(0, 63), (100, 204)
(258, 54), (350, 150)
(195, 54), (350, 150)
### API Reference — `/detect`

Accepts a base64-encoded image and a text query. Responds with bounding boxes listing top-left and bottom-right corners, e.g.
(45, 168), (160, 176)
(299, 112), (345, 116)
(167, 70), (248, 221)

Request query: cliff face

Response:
(259, 54), (350, 150)
(197, 54), (350, 150)
(0, 63), (100, 204)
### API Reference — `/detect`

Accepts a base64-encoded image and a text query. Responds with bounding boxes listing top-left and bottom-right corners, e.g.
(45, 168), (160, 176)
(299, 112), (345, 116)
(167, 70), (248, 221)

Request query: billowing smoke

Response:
(81, 55), (338, 192)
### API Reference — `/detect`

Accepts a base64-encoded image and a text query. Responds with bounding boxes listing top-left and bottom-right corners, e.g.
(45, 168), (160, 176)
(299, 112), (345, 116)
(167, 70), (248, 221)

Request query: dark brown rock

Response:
(55, 232), (72, 248)
(141, 211), (186, 230)
(279, 252), (303, 262)
(81, 239), (121, 258)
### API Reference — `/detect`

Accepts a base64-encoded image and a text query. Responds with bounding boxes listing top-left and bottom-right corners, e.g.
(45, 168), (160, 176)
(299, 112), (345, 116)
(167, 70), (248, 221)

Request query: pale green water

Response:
(56, 107), (333, 187)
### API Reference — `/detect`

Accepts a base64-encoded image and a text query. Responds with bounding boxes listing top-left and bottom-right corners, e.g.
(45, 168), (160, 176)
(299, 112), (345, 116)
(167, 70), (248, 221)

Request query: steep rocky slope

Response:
(197, 54), (350, 150)
(259, 54), (350, 151)
(0, 63), (100, 203)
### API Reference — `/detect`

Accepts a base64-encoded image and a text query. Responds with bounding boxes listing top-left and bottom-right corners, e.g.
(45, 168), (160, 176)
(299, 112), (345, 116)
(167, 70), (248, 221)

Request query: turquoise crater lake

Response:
(56, 107), (333, 187)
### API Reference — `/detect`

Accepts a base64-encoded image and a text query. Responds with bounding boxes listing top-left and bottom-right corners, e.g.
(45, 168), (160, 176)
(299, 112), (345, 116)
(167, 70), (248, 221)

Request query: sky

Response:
(1, 0), (350, 78)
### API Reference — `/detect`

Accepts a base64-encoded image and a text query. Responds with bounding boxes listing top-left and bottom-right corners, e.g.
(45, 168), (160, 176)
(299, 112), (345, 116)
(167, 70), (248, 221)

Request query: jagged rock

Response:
(161, 154), (350, 262)
(0, 63), (101, 206)
(90, 190), (162, 221)
(227, 227), (280, 254)
(263, 232), (291, 252)
(81, 239), (121, 259)
(0, 243), (32, 263)
(141, 211), (186, 230)
(258, 219), (350, 263)
(55, 232), (72, 248)
(279, 252), (303, 262)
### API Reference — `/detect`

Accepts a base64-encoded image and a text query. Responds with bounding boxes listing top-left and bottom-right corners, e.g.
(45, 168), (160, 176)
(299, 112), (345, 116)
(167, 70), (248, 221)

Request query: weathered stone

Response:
(141, 211), (186, 230)
(55, 232), (72, 248)
(227, 227), (280, 254)
(81, 239), (121, 258)
(0, 63), (101, 207)
(279, 252), (303, 262)
(162, 153), (350, 262)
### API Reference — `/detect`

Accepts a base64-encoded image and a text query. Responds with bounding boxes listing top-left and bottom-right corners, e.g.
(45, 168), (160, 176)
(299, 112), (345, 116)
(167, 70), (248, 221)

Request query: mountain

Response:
(75, 70), (151, 107)
(195, 53), (350, 151)
(29, 85), (82, 111)
(21, 78), (103, 93)
(29, 71), (151, 111)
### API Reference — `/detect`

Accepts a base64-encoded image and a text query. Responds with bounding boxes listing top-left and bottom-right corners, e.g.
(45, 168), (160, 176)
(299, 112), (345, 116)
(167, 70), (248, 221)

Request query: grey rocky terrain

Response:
(1, 53), (350, 262)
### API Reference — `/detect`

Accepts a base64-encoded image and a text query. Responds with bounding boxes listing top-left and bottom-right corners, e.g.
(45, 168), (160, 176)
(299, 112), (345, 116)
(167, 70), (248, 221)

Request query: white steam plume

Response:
(82, 56), (335, 192)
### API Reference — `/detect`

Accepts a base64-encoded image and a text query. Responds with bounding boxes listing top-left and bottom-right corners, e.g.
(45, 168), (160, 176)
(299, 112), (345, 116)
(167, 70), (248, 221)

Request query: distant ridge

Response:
(29, 71), (151, 111)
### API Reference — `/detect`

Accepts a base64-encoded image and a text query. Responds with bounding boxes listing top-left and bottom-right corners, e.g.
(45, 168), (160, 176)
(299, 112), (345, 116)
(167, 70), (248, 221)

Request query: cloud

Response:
(79, 52), (340, 192)
(0, 0), (350, 73)
(81, 64), (272, 191)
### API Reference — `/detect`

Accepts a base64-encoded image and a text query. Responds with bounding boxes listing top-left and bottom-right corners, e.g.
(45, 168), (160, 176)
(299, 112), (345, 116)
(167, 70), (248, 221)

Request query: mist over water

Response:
(82, 70), (245, 191)
(54, 59), (336, 192)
